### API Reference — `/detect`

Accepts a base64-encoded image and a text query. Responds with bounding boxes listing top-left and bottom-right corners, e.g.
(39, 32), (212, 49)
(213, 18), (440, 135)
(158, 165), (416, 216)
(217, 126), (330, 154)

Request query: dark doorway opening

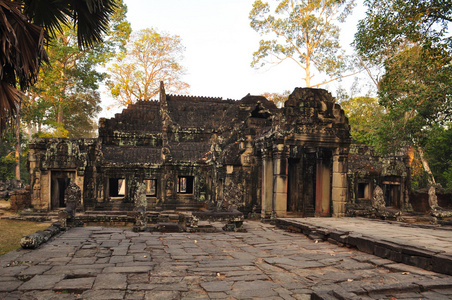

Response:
(51, 171), (75, 209)
(109, 178), (126, 197)
(177, 176), (194, 194)
(384, 184), (400, 207)
(287, 158), (301, 213)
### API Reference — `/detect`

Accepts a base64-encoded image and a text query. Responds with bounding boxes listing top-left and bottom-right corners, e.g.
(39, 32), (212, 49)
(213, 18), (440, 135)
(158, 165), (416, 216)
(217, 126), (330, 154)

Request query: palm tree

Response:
(0, 0), (116, 132)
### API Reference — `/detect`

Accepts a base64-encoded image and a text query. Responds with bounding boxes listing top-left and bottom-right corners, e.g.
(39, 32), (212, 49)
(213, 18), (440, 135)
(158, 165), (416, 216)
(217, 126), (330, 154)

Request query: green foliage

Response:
(22, 2), (130, 138)
(376, 45), (452, 153)
(0, 129), (28, 182)
(340, 96), (385, 147)
(249, 0), (355, 87)
(22, 27), (102, 138)
(354, 0), (452, 64)
(0, 130), (16, 180)
(354, 1), (452, 187)
(0, 0), (119, 133)
(22, 0), (118, 49)
(424, 126), (452, 191)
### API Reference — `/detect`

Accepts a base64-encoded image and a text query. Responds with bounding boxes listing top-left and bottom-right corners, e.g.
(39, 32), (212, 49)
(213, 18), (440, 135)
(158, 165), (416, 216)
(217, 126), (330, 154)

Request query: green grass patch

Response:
(0, 219), (49, 256)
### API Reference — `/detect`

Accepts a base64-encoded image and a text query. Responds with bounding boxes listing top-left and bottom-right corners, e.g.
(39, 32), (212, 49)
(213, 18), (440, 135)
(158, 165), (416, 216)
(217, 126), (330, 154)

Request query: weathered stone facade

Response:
(29, 84), (360, 218)
(346, 144), (412, 215)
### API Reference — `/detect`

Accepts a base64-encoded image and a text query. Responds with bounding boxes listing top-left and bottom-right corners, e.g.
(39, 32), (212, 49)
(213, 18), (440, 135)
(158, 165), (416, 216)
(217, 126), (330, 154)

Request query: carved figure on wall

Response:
(371, 186), (385, 210)
(133, 182), (147, 232)
(428, 185), (439, 209)
(165, 176), (174, 197)
(428, 185), (452, 221)
(222, 181), (243, 211)
(64, 181), (81, 218)
(370, 185), (402, 220)
(59, 181), (81, 228)
(32, 175), (41, 201)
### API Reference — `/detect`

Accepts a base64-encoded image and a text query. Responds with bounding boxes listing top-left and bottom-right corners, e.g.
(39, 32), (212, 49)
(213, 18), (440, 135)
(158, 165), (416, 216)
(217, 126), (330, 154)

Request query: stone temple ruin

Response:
(27, 83), (412, 220)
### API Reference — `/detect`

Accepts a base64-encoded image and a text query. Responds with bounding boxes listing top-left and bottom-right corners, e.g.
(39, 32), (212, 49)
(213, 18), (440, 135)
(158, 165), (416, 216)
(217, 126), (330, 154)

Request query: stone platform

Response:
(0, 220), (451, 299)
(277, 217), (452, 276)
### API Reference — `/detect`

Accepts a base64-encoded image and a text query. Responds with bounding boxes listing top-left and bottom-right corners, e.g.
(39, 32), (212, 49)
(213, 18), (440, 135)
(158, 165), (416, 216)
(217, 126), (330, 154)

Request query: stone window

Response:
(177, 176), (194, 194)
(109, 178), (126, 197)
(357, 182), (369, 199)
(144, 179), (157, 196)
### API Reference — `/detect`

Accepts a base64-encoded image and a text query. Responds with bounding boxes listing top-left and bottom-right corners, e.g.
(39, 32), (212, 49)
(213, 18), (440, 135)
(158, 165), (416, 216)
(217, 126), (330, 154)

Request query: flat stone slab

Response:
(80, 289), (126, 300)
(103, 266), (153, 273)
(54, 277), (95, 292)
(200, 280), (233, 292)
(0, 281), (23, 292)
(93, 273), (127, 290)
(18, 274), (65, 290)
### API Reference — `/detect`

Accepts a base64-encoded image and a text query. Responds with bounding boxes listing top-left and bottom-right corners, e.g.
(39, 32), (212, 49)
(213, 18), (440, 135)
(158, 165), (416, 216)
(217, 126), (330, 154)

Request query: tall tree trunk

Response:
(417, 145), (435, 185)
(57, 68), (65, 125)
(306, 56), (311, 87)
(15, 103), (21, 180)
(57, 101), (63, 124)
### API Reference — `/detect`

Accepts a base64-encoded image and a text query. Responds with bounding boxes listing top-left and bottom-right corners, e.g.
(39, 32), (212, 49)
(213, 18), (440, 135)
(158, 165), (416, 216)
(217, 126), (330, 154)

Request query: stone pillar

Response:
(261, 152), (273, 219)
(331, 148), (348, 217)
(40, 171), (51, 211)
(272, 145), (288, 217)
(133, 182), (147, 232)
(315, 150), (331, 217)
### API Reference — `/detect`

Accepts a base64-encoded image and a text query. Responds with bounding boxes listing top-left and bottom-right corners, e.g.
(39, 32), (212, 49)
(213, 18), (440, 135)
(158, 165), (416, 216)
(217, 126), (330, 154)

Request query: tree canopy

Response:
(107, 28), (189, 106)
(0, 0), (117, 133)
(354, 0), (452, 185)
(377, 45), (452, 152)
(354, 0), (452, 64)
(19, 1), (130, 138)
(249, 0), (355, 87)
(22, 26), (104, 138)
(339, 96), (385, 147)
(260, 91), (291, 108)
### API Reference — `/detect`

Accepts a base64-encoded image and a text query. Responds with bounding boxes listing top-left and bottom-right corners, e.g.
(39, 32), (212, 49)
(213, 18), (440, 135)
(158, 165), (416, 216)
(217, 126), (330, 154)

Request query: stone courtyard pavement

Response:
(1, 221), (452, 300)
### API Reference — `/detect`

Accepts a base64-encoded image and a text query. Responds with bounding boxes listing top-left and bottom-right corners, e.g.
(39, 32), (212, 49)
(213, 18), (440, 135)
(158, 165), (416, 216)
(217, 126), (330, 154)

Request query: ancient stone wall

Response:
(28, 85), (356, 217)
(347, 144), (411, 214)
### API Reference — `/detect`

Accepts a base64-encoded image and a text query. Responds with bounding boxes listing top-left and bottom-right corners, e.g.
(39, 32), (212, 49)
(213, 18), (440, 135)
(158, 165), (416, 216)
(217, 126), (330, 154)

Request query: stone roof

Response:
(97, 84), (351, 166)
(169, 142), (212, 162)
(102, 145), (163, 165)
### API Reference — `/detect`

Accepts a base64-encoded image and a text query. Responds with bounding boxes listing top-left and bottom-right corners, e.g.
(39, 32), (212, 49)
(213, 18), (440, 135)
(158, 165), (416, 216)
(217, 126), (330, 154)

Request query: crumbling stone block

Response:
(20, 224), (61, 249)
(9, 190), (31, 211)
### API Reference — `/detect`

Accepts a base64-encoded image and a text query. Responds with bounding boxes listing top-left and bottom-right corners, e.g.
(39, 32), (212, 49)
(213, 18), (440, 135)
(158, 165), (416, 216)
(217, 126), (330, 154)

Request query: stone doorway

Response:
(315, 150), (332, 217)
(287, 158), (302, 214)
(51, 171), (75, 209)
(384, 183), (401, 207)
(286, 153), (316, 217)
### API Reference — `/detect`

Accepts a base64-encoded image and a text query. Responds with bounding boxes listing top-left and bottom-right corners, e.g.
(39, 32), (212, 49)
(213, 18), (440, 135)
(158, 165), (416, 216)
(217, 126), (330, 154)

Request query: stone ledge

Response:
(275, 218), (452, 276)
(312, 280), (452, 299)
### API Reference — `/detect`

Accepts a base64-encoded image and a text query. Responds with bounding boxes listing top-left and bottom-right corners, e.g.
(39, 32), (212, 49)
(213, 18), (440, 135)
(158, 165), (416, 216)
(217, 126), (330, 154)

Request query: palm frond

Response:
(0, 0), (49, 132)
(71, 0), (117, 49)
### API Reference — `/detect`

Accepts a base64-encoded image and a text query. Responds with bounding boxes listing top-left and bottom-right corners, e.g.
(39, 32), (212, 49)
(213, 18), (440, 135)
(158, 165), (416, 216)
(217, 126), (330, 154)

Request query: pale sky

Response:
(100, 0), (367, 118)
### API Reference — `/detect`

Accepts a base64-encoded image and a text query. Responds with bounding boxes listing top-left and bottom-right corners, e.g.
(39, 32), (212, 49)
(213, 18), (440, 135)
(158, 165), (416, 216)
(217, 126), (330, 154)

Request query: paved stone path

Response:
(1, 221), (452, 299)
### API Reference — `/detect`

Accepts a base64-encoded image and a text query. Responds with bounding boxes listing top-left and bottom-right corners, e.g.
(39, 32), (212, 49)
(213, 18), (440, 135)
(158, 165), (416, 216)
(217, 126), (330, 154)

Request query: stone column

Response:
(261, 151), (273, 219)
(315, 149), (331, 217)
(272, 145), (288, 217)
(40, 171), (51, 211)
(331, 147), (348, 217)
